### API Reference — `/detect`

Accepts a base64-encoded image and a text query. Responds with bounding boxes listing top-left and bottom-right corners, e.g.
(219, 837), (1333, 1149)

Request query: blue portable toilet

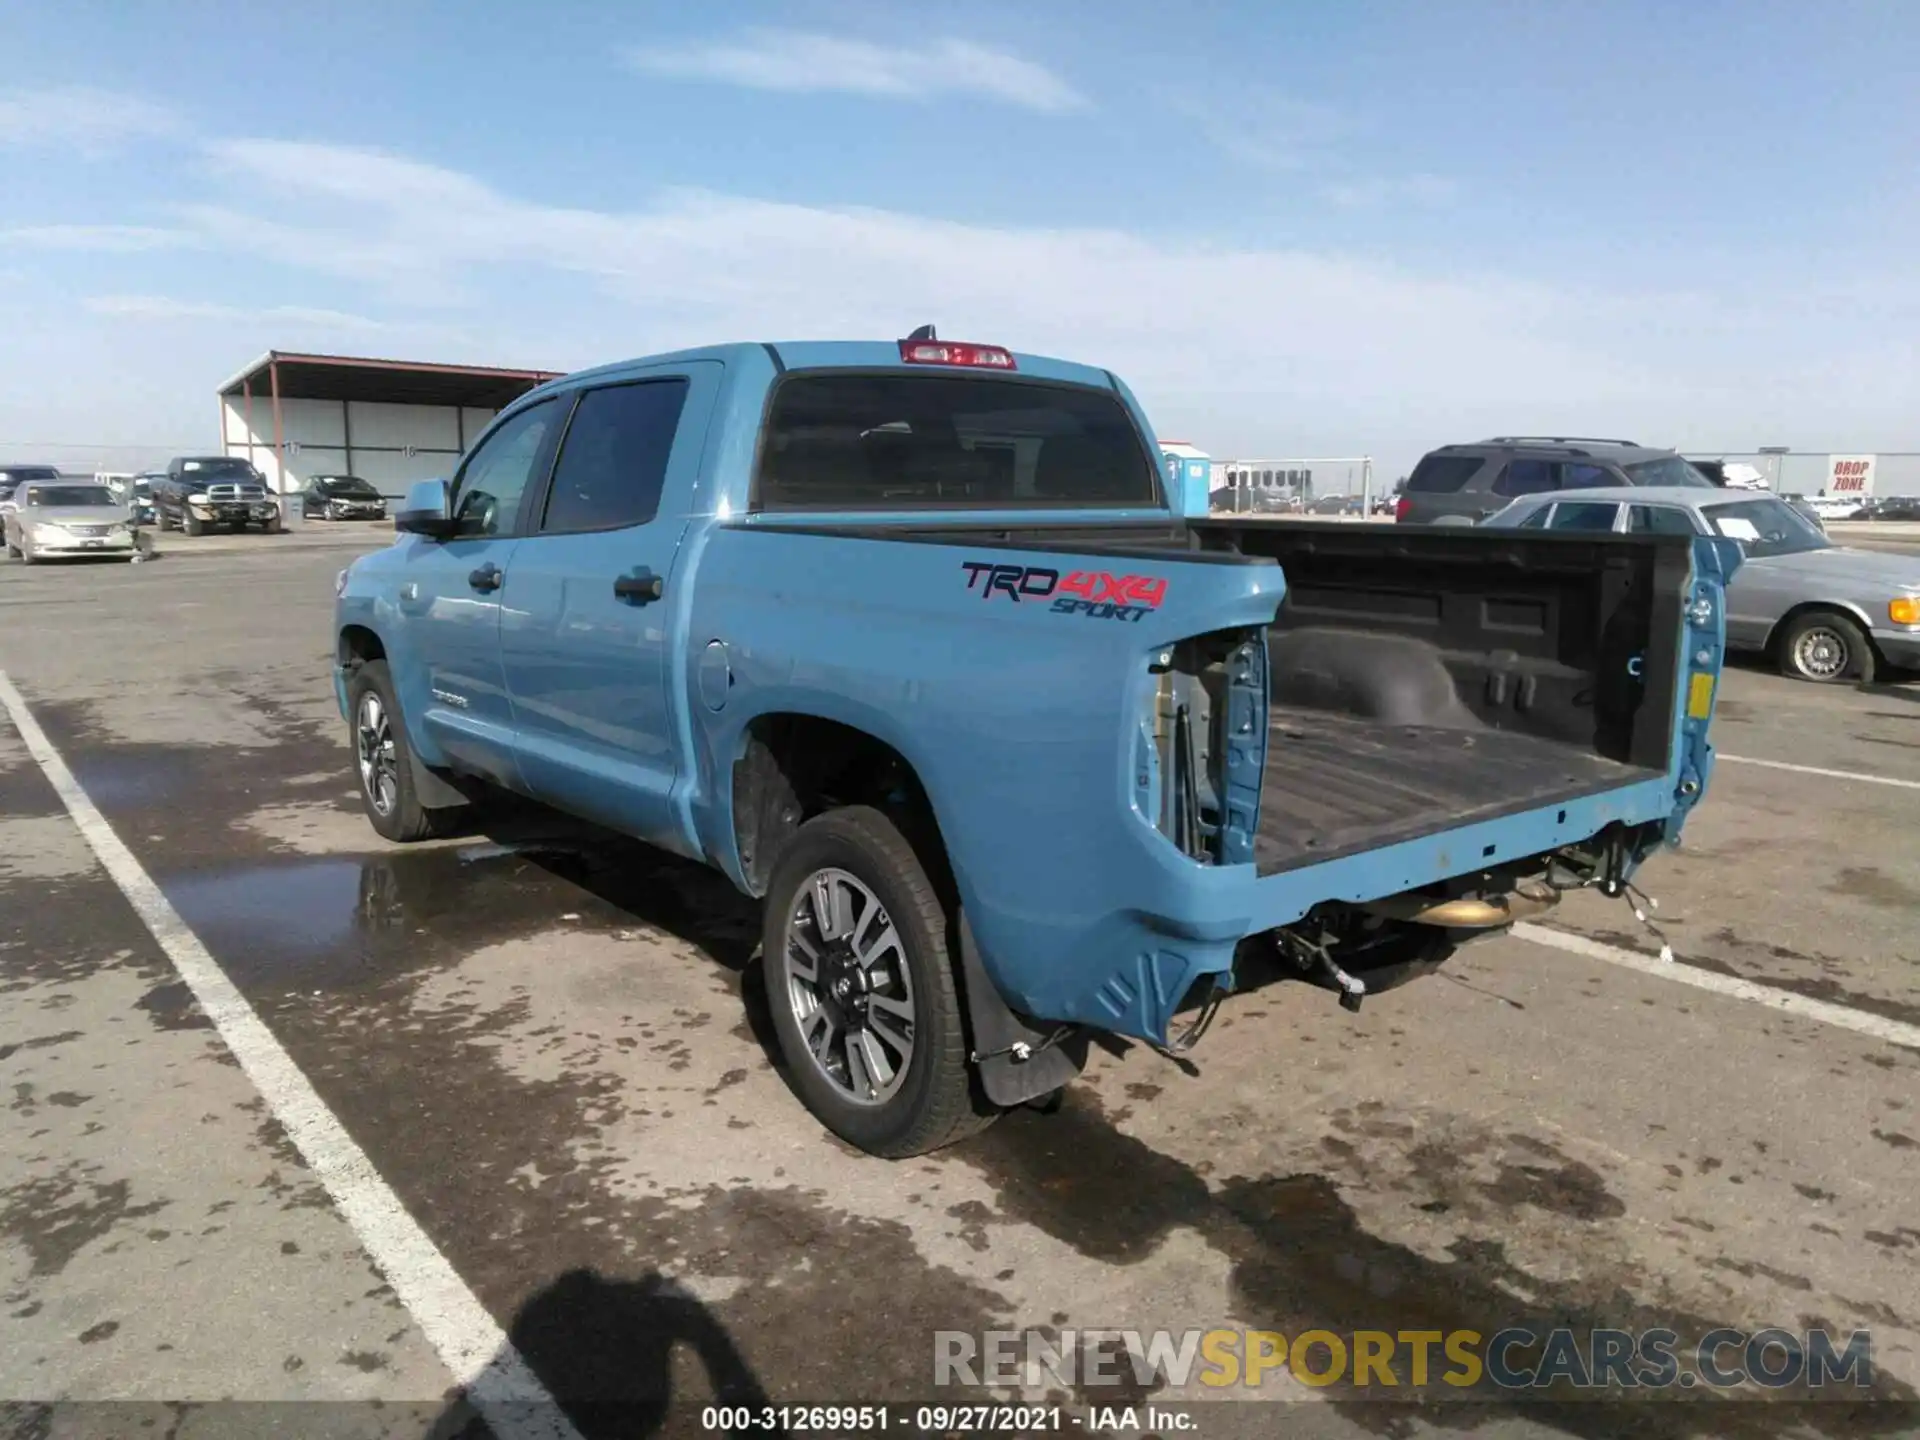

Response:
(1159, 441), (1213, 518)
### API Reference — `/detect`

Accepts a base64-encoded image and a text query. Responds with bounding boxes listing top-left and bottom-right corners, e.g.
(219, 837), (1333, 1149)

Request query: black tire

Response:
(762, 806), (994, 1157)
(1778, 610), (1875, 685)
(263, 512), (282, 534)
(345, 659), (445, 843)
(184, 510), (204, 537)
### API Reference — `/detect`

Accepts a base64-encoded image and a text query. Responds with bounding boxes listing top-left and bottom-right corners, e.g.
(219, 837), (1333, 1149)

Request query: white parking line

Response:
(1513, 922), (1920, 1050)
(0, 671), (581, 1440)
(1719, 753), (1920, 791)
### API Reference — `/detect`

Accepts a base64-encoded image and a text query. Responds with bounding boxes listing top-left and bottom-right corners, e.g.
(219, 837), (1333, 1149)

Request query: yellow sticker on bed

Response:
(1687, 671), (1716, 720)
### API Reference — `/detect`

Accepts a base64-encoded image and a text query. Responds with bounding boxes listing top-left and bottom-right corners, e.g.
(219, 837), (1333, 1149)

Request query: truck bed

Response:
(758, 516), (1693, 879)
(1195, 520), (1692, 876)
(1256, 706), (1657, 872)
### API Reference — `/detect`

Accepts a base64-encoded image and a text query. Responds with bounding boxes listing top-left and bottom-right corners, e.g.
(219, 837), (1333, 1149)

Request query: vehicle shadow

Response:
(421, 1267), (780, 1440)
(949, 1090), (1920, 1438)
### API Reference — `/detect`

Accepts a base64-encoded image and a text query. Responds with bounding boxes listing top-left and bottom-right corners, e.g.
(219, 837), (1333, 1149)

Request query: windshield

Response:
(318, 476), (379, 496)
(756, 373), (1158, 511)
(181, 458), (260, 480)
(1623, 455), (1715, 488)
(28, 485), (119, 508)
(0, 467), (61, 484)
(1702, 497), (1830, 558)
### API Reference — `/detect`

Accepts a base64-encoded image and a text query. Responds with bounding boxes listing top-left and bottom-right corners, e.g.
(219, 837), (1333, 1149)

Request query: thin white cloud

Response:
(1162, 86), (1344, 173)
(0, 224), (197, 253)
(28, 137), (1917, 471)
(625, 29), (1088, 113)
(83, 293), (387, 330)
(169, 141), (1673, 430)
(1324, 174), (1461, 209)
(0, 85), (183, 154)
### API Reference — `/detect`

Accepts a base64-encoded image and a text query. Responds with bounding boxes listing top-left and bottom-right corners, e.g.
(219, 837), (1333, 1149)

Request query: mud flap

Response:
(407, 749), (471, 811)
(958, 912), (1088, 1108)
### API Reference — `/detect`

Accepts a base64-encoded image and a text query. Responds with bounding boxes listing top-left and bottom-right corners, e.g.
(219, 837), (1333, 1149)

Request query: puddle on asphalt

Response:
(61, 752), (194, 808)
(160, 837), (762, 993)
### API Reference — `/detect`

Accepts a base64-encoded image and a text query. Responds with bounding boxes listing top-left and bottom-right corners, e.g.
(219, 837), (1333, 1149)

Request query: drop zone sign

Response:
(1827, 454), (1877, 496)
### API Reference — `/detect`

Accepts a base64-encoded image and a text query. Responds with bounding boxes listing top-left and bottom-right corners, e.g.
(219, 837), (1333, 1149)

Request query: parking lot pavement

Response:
(135, 522), (395, 560)
(2, 548), (1918, 1437)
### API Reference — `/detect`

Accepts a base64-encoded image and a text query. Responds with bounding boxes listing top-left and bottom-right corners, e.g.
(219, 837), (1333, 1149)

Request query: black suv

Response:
(1394, 437), (1713, 525)
(153, 456), (281, 535)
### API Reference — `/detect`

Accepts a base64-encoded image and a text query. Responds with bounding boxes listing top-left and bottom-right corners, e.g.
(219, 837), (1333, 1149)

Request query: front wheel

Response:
(346, 660), (445, 842)
(184, 510), (204, 537)
(763, 807), (994, 1157)
(1779, 611), (1874, 685)
(262, 512), (282, 534)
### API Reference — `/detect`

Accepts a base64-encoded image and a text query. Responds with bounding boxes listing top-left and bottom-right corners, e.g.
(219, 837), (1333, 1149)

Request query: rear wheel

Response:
(346, 660), (445, 842)
(763, 806), (993, 1157)
(1779, 610), (1874, 685)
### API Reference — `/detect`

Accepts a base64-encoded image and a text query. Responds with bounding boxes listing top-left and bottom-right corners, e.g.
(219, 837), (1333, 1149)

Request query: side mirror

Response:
(395, 478), (457, 539)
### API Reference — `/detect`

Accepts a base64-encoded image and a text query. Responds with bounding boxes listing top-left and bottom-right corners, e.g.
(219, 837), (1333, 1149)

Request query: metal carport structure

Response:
(217, 351), (563, 497)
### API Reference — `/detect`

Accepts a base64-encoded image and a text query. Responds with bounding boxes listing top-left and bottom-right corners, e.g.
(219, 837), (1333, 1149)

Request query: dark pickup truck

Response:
(154, 456), (282, 535)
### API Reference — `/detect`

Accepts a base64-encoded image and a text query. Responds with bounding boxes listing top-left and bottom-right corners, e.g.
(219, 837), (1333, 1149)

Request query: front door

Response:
(499, 364), (718, 849)
(394, 395), (564, 788)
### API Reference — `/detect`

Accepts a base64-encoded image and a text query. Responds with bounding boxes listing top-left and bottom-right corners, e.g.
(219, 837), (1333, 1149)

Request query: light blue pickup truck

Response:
(334, 333), (1737, 1157)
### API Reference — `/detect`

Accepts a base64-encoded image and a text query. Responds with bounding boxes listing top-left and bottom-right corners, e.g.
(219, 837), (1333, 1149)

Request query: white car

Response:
(1803, 494), (1861, 522)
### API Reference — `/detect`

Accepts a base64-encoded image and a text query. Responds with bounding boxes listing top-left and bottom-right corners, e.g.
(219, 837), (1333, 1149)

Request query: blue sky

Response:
(3, 0), (1917, 478)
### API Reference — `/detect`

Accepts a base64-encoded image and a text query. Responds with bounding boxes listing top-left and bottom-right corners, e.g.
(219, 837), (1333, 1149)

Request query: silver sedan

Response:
(2, 482), (143, 564)
(1480, 484), (1920, 683)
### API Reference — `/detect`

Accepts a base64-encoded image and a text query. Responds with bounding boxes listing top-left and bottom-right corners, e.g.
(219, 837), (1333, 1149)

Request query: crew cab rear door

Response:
(498, 361), (721, 849)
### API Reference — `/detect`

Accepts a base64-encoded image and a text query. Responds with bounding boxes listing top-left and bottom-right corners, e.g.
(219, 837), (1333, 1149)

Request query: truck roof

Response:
(525, 341), (1123, 403)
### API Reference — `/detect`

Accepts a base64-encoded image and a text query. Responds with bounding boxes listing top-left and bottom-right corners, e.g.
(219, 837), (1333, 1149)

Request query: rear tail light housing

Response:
(1394, 496), (1413, 521)
(898, 340), (1016, 370)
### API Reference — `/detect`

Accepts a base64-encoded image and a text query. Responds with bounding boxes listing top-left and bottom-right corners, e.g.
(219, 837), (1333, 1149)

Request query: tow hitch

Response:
(1273, 927), (1370, 1013)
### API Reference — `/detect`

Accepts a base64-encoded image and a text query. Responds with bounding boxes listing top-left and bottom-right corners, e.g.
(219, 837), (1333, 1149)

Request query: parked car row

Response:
(2, 459), (393, 565)
(1476, 485), (1920, 684)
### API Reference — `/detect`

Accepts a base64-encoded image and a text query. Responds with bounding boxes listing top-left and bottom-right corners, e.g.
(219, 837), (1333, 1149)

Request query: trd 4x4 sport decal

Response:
(960, 561), (1168, 623)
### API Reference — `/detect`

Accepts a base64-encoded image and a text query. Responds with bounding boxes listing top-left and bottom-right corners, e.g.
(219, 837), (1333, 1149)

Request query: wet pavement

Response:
(2, 543), (1918, 1438)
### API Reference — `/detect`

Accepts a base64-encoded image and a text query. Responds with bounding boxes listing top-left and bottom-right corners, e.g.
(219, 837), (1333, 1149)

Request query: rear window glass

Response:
(1623, 456), (1715, 488)
(1560, 463), (1613, 489)
(755, 373), (1157, 511)
(1404, 454), (1482, 493)
(1548, 502), (1620, 532)
(1494, 460), (1558, 497)
(1630, 505), (1698, 536)
(542, 379), (690, 533)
